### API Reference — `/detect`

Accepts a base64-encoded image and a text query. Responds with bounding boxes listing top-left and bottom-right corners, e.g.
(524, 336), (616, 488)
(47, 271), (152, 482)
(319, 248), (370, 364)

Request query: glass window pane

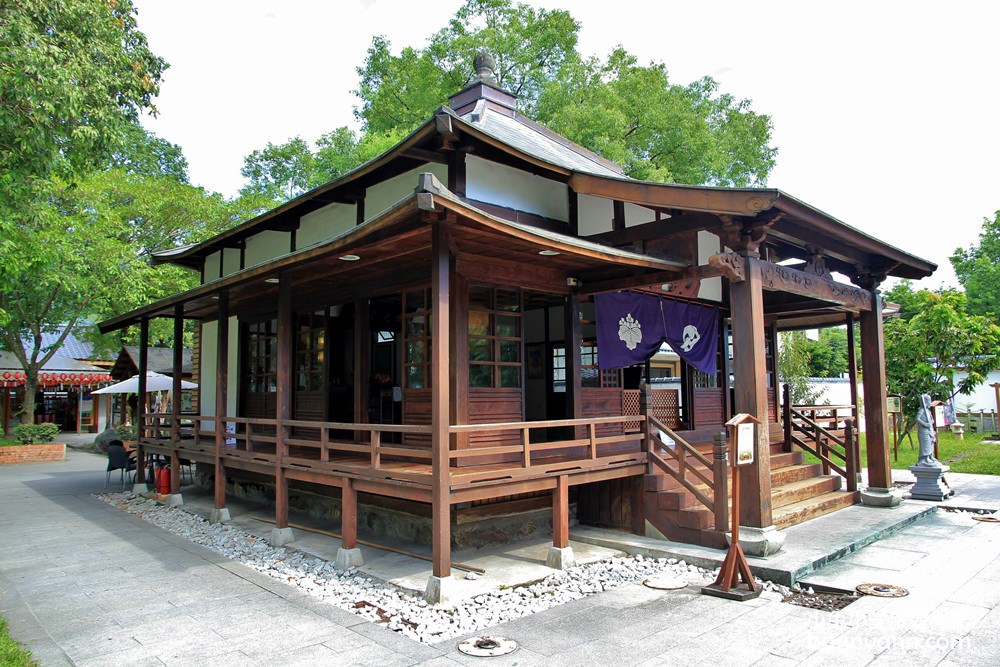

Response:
(496, 289), (519, 312)
(500, 366), (520, 387)
(469, 286), (491, 311)
(496, 315), (519, 338)
(469, 337), (492, 362)
(407, 316), (425, 338)
(406, 365), (424, 389)
(406, 341), (424, 363)
(468, 311), (490, 336)
(500, 340), (519, 363)
(469, 364), (492, 388)
(406, 289), (426, 313)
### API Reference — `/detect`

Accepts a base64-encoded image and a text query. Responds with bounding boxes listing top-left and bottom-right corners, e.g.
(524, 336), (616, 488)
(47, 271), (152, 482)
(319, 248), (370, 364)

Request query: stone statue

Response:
(916, 393), (940, 467)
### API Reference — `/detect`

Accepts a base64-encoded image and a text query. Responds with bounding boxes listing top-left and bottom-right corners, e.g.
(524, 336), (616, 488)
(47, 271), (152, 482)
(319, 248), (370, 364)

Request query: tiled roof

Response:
(0, 350), (105, 372)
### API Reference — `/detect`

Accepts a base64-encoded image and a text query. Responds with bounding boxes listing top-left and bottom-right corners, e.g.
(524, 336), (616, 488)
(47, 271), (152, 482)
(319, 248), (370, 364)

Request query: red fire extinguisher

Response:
(156, 464), (170, 494)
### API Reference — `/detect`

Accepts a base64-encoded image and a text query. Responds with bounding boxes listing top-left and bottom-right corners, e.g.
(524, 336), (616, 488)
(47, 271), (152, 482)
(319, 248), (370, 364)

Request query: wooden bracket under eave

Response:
(436, 114), (460, 150)
(708, 252), (746, 282)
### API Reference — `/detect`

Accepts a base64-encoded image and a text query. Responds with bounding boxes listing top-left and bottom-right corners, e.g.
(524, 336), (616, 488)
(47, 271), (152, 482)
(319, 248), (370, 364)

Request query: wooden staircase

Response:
(643, 427), (859, 549)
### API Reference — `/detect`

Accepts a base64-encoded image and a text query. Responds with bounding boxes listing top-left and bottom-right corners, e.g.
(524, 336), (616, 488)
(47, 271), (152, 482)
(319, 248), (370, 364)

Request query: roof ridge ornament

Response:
(471, 51), (498, 86)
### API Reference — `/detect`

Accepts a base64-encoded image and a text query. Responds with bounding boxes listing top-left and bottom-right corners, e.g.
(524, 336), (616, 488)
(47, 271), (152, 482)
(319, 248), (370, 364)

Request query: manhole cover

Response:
(643, 575), (688, 590)
(457, 636), (518, 657)
(782, 591), (859, 612)
(972, 515), (1000, 523)
(856, 583), (909, 597)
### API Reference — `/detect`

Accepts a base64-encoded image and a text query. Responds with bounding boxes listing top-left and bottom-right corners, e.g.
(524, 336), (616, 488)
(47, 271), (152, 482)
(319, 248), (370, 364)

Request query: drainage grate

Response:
(457, 636), (518, 657)
(782, 590), (860, 612)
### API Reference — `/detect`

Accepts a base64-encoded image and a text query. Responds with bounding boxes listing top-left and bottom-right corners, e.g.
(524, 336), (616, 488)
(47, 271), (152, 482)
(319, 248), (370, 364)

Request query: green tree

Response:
(883, 285), (1000, 439)
(242, 0), (776, 203)
(778, 331), (822, 405)
(951, 210), (1000, 320)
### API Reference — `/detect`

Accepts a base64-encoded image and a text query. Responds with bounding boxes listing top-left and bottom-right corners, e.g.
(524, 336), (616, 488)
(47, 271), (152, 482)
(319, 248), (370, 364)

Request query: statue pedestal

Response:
(908, 464), (952, 501)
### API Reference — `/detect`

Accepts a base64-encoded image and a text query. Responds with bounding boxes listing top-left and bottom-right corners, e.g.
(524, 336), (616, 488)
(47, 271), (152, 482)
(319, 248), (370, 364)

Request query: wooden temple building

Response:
(100, 56), (935, 601)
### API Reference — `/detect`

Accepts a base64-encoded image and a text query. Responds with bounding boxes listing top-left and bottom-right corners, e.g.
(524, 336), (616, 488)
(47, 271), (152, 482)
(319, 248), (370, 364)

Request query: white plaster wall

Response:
(244, 231), (290, 268)
(952, 370), (1000, 412)
(366, 163), (448, 221)
(697, 231), (722, 302)
(298, 203), (356, 248)
(203, 251), (221, 283)
(198, 316), (239, 419)
(577, 194), (613, 236)
(624, 202), (653, 227)
(222, 248), (241, 277)
(466, 156), (569, 222)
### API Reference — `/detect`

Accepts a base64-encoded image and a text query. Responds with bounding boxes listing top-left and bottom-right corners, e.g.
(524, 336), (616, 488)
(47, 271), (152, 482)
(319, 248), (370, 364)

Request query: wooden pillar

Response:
(135, 319), (149, 485)
(451, 274), (469, 452)
(858, 285), (892, 489)
(2, 388), (10, 436)
(729, 257), (772, 528)
(846, 314), (860, 430)
(430, 222), (452, 579)
(341, 479), (357, 550)
(553, 475), (569, 549)
(275, 275), (293, 530)
(353, 298), (369, 440)
(564, 293), (583, 437)
(171, 305), (184, 495)
(214, 292), (229, 511)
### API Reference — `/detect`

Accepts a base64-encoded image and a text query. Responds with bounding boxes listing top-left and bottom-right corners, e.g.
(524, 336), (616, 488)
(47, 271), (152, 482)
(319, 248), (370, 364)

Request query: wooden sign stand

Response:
(702, 413), (762, 601)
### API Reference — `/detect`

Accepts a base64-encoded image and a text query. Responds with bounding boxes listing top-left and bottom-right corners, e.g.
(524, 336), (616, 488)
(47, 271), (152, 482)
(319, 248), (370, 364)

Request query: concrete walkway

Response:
(2, 449), (1000, 665)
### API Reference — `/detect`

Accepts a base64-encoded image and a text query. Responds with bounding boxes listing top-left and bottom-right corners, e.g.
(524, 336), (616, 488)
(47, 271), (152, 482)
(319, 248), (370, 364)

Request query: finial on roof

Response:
(471, 51), (498, 86)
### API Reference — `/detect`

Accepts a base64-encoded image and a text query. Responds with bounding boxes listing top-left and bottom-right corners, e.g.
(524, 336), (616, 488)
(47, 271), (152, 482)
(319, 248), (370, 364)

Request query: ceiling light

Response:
(339, 254), (361, 262)
(539, 250), (560, 256)
(264, 278), (279, 284)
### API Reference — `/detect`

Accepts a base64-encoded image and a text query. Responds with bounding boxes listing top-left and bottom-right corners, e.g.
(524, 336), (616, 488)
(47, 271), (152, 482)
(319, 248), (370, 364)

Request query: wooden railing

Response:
(782, 384), (859, 492)
(646, 416), (729, 531)
(138, 413), (644, 487)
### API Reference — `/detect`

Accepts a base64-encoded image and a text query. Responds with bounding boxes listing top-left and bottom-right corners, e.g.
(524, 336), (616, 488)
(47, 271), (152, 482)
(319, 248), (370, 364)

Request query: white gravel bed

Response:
(96, 492), (784, 643)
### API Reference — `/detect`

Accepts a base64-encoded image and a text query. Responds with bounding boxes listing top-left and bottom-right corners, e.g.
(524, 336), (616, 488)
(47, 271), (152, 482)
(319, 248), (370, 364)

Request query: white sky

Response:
(133, 0), (1000, 289)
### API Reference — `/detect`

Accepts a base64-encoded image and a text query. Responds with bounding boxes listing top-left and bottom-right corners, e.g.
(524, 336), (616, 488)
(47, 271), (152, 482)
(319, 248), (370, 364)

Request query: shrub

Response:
(13, 423), (61, 445)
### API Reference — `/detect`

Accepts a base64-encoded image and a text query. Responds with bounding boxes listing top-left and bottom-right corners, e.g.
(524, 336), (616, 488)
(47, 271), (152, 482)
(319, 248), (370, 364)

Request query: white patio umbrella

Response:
(92, 371), (197, 394)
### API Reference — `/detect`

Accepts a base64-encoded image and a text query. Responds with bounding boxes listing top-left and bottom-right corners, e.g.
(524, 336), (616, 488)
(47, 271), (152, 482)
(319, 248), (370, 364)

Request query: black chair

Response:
(105, 441), (136, 491)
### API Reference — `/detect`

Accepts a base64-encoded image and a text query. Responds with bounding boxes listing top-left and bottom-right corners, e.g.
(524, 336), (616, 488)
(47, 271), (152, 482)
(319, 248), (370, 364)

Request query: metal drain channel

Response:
(783, 590), (860, 612)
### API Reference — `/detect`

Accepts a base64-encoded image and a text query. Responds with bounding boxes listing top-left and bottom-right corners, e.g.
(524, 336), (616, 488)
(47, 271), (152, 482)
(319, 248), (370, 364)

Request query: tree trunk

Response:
(18, 378), (38, 425)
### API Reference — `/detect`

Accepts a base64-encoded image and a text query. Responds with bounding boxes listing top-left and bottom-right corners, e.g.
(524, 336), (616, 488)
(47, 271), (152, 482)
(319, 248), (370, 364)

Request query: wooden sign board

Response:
(886, 396), (901, 414)
(930, 400), (946, 428)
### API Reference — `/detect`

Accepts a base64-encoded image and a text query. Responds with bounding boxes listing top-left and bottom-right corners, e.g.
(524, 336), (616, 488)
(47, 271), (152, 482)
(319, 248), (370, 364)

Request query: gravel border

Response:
(97, 492), (786, 644)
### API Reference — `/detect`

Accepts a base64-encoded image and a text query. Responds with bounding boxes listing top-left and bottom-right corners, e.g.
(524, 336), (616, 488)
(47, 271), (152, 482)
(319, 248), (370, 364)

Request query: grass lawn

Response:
(0, 617), (34, 667)
(801, 430), (1000, 476)
(0, 438), (21, 447)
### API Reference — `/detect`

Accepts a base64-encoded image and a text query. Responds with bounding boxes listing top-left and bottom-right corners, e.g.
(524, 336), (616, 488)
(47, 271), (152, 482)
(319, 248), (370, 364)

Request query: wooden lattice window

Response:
(295, 311), (326, 391)
(469, 286), (522, 388)
(403, 288), (431, 389)
(246, 319), (277, 393)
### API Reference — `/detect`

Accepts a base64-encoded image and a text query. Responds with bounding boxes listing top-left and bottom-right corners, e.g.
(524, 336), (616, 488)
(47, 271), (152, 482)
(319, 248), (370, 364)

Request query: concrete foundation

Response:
(861, 486), (904, 507)
(908, 464), (952, 501)
(166, 494), (184, 507)
(424, 575), (457, 605)
(270, 526), (295, 546)
(335, 547), (364, 570)
(727, 525), (785, 557)
(546, 546), (576, 570)
(210, 507), (231, 524)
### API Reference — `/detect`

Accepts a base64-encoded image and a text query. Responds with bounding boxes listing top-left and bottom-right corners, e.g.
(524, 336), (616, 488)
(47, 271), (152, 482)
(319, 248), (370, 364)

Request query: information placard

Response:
(886, 396), (901, 414)
(736, 422), (754, 465)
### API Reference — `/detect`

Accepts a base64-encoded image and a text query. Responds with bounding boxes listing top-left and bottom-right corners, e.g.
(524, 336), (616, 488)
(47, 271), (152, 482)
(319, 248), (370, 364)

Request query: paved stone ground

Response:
(2, 447), (1000, 665)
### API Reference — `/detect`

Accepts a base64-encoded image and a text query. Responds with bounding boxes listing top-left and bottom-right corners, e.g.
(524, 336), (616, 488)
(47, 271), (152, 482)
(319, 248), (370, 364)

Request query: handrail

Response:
(781, 384), (858, 492)
(646, 416), (728, 530)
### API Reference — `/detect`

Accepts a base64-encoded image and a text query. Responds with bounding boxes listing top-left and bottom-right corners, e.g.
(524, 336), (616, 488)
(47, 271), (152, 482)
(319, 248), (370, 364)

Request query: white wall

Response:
(696, 231), (722, 301)
(244, 230), (291, 268)
(577, 194), (613, 236)
(366, 163), (448, 221)
(952, 370), (1000, 412)
(222, 248), (241, 277)
(199, 316), (239, 419)
(203, 251), (221, 283)
(624, 202), (654, 227)
(466, 156), (568, 222)
(298, 202), (356, 248)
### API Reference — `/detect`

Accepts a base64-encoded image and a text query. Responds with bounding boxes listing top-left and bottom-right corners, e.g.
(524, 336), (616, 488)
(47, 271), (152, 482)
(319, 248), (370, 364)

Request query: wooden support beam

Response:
(171, 306), (183, 495)
(729, 257), (772, 528)
(553, 475), (569, 549)
(859, 289), (892, 488)
(275, 275), (293, 529)
(565, 293), (583, 438)
(354, 298), (370, 442)
(750, 257), (871, 311)
(341, 478), (358, 550)
(136, 319), (149, 485)
(430, 222), (452, 578)
(214, 292), (229, 511)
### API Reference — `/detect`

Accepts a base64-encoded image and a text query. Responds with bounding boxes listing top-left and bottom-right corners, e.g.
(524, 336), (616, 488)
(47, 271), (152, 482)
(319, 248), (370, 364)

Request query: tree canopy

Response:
(883, 283), (1000, 422)
(951, 210), (1000, 320)
(241, 0), (777, 206)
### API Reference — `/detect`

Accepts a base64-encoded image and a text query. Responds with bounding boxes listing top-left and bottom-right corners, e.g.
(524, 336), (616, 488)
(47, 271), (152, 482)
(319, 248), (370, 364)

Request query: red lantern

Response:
(2, 372), (10, 380)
